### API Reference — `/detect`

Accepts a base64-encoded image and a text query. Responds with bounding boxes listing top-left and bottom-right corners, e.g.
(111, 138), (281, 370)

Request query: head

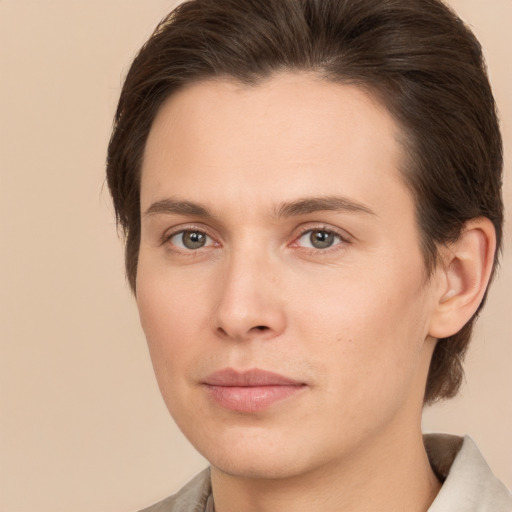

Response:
(107, 0), (502, 411)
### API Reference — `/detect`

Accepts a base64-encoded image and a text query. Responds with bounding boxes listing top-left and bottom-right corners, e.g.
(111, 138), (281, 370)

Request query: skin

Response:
(135, 72), (471, 511)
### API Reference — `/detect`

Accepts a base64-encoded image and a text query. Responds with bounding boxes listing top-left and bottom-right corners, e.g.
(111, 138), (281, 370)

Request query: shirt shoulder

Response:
(138, 468), (211, 512)
(426, 434), (512, 512)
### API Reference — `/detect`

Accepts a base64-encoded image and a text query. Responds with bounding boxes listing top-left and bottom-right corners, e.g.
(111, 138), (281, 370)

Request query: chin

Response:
(191, 426), (333, 482)
(208, 451), (308, 480)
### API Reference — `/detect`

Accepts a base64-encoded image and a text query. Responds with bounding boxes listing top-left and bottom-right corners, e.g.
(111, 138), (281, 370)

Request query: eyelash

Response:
(161, 224), (351, 254)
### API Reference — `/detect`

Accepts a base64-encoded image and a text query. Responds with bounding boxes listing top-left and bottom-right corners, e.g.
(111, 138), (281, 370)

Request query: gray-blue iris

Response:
(183, 231), (207, 249)
(310, 230), (334, 249)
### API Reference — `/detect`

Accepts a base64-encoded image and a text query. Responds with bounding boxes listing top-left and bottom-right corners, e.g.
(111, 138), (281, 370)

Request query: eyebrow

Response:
(144, 199), (213, 218)
(143, 195), (376, 219)
(275, 196), (376, 218)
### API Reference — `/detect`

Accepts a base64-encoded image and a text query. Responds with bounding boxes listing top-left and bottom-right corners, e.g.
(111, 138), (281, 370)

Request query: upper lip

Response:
(203, 368), (304, 387)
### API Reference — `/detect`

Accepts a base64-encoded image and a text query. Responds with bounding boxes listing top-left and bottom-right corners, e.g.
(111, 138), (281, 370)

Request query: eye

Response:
(297, 229), (344, 250)
(169, 230), (214, 250)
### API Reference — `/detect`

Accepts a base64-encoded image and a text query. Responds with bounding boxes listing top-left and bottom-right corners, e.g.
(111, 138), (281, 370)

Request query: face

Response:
(137, 73), (440, 480)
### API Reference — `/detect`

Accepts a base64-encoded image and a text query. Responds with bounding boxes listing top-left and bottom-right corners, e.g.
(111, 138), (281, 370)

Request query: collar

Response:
(425, 433), (511, 511)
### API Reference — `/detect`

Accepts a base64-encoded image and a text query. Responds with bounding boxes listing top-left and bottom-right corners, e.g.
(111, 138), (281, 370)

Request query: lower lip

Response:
(204, 384), (306, 412)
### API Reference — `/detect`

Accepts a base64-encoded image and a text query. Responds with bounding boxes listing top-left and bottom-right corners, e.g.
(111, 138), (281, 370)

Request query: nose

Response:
(213, 250), (287, 342)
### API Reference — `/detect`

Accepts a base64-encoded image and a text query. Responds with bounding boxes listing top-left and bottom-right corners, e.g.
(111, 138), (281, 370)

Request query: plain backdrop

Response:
(1, 1), (510, 511)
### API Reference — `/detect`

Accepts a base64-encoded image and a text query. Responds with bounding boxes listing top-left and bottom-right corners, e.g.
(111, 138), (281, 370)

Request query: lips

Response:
(202, 368), (306, 412)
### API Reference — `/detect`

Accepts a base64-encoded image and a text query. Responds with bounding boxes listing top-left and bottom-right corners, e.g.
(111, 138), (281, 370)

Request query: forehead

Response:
(140, 72), (411, 220)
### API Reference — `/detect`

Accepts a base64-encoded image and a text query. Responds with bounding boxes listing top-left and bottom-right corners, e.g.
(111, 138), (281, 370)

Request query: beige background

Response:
(1, 1), (510, 510)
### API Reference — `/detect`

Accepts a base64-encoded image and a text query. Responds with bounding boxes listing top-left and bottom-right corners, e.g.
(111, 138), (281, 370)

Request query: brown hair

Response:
(106, 0), (503, 404)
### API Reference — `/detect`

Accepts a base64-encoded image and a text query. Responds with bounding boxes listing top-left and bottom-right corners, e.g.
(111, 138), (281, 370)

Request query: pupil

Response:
(184, 231), (206, 249)
(311, 230), (334, 249)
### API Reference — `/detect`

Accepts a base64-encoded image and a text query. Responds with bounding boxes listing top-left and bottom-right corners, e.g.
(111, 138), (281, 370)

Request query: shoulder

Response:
(426, 434), (512, 511)
(138, 468), (212, 512)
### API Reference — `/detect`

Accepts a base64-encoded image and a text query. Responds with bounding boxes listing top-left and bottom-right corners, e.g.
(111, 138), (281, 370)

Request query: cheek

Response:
(294, 262), (431, 399)
(135, 262), (208, 381)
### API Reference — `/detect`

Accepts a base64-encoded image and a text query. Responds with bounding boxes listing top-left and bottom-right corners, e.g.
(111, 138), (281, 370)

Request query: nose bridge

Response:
(214, 240), (286, 341)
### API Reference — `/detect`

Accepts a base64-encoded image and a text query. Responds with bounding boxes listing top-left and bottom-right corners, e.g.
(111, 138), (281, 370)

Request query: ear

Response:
(429, 218), (497, 339)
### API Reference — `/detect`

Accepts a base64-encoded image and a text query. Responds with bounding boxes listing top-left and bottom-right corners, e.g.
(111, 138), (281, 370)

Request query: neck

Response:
(210, 424), (441, 512)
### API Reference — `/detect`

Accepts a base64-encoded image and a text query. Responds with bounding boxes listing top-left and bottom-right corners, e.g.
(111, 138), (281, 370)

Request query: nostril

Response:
(215, 319), (279, 341)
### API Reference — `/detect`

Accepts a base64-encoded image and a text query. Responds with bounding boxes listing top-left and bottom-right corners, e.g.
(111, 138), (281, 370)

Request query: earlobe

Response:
(429, 218), (497, 339)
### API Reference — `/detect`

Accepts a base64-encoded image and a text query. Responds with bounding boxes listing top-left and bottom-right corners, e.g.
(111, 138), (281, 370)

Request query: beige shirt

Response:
(140, 434), (512, 511)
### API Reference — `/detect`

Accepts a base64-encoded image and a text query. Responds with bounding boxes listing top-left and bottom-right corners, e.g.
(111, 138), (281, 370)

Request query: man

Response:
(106, 0), (511, 510)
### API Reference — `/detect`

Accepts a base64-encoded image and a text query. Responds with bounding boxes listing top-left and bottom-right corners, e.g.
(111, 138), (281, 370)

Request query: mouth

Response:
(202, 368), (307, 413)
